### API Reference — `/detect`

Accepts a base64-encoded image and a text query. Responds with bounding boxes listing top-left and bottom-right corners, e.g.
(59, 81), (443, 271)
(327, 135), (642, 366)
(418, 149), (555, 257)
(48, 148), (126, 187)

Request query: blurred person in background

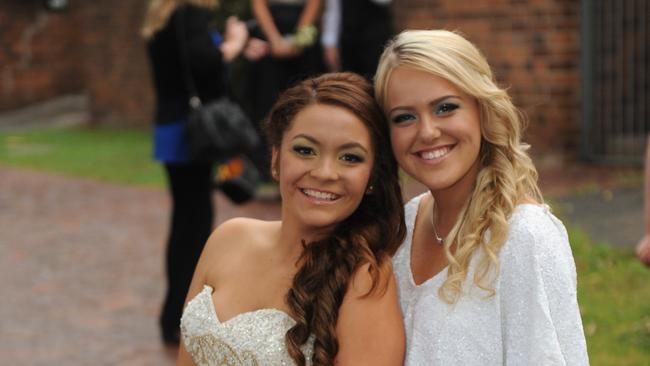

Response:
(141, 0), (249, 346)
(321, 0), (392, 79)
(246, 0), (325, 186)
(637, 135), (650, 266)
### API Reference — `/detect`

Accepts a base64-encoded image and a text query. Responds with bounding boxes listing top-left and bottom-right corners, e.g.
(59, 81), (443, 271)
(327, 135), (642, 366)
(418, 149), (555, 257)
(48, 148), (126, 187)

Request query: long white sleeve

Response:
(320, 0), (340, 47)
(393, 199), (589, 365)
(499, 206), (589, 365)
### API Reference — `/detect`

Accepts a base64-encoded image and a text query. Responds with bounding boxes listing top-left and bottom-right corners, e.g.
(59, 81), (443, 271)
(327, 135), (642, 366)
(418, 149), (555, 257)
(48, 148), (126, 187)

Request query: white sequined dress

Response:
(393, 193), (589, 365)
(180, 285), (314, 365)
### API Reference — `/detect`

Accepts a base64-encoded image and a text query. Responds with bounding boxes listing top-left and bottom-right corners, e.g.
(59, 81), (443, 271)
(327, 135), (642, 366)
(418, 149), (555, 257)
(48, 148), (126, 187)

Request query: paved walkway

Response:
(538, 163), (644, 249)
(0, 163), (643, 365)
(0, 167), (280, 365)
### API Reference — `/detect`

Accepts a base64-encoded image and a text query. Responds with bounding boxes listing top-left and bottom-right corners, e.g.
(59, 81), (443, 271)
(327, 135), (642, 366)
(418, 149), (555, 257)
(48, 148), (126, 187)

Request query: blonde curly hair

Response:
(141, 0), (218, 40)
(375, 29), (544, 303)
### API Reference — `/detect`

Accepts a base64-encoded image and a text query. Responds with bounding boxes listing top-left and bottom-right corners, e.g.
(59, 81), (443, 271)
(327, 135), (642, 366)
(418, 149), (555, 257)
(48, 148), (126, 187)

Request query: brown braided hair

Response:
(263, 72), (406, 365)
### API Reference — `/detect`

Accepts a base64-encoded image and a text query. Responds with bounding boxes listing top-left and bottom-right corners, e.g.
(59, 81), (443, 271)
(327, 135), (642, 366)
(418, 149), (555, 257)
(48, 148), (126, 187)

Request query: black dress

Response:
(340, 0), (393, 79)
(246, 2), (325, 181)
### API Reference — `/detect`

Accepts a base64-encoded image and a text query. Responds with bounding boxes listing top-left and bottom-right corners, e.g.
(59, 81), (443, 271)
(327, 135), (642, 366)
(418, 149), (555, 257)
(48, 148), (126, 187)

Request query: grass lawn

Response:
(1, 126), (649, 364)
(569, 227), (650, 365)
(0, 126), (165, 187)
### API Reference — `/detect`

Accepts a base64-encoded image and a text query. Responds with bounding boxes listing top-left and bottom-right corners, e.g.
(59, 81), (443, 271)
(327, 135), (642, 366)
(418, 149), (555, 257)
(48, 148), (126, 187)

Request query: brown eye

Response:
(292, 145), (314, 156)
(340, 153), (364, 163)
(436, 103), (459, 116)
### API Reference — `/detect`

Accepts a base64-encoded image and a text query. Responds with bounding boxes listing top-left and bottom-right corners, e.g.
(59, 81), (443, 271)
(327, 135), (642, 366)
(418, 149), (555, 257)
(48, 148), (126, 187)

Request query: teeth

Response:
(302, 189), (339, 201)
(420, 147), (450, 160)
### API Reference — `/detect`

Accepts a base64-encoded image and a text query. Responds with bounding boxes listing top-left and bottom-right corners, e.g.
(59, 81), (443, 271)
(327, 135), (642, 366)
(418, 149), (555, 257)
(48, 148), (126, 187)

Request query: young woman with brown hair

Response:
(177, 72), (406, 365)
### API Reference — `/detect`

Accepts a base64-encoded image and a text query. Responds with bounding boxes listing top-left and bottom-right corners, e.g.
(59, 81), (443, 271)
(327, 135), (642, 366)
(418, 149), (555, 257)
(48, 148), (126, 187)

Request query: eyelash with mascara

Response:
(391, 102), (460, 124)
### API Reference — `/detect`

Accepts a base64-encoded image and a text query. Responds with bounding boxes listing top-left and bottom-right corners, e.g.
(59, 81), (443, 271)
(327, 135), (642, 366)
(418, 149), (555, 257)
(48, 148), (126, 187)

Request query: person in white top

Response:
(374, 30), (590, 365)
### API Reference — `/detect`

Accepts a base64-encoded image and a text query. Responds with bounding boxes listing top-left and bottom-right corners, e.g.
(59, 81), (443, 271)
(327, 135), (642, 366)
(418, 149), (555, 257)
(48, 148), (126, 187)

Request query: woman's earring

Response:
(365, 185), (374, 195)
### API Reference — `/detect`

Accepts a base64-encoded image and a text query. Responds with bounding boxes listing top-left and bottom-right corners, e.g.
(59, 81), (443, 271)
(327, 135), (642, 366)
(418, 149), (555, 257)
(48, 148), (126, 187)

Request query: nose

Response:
(418, 115), (442, 142)
(310, 156), (339, 181)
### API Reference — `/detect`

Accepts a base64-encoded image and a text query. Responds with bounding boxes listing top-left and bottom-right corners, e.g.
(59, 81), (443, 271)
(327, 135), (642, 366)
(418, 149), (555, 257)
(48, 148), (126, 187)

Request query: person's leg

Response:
(160, 162), (214, 343)
(637, 135), (650, 266)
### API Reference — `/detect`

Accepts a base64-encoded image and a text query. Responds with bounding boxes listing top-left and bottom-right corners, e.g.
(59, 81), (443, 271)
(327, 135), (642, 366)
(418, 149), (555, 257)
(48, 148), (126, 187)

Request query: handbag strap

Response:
(175, 5), (201, 108)
(175, 6), (235, 109)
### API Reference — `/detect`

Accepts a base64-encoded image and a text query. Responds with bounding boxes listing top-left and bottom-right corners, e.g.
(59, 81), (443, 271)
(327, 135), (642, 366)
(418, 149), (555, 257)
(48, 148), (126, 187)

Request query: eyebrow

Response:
(388, 94), (460, 114)
(291, 134), (370, 154)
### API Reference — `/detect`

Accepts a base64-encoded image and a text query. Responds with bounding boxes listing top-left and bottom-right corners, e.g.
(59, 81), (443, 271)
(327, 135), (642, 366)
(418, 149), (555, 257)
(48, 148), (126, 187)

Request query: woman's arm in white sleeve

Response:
(499, 209), (589, 365)
(320, 0), (340, 48)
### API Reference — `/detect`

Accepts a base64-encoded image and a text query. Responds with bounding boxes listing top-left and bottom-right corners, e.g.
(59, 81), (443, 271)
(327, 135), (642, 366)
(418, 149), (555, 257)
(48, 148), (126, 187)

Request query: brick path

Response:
(0, 163), (643, 365)
(0, 167), (280, 365)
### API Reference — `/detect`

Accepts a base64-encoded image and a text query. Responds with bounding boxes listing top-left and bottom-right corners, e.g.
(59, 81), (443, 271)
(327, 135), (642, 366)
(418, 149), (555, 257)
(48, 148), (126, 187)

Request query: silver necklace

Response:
(430, 200), (445, 245)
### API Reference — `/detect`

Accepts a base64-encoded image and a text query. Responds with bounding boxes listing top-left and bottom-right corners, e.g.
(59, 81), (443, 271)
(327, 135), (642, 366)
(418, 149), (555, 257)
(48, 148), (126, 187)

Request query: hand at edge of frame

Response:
(636, 234), (650, 266)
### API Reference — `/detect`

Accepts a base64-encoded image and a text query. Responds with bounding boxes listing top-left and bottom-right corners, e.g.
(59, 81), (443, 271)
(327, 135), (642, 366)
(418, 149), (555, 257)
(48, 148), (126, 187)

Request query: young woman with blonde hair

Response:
(375, 29), (589, 364)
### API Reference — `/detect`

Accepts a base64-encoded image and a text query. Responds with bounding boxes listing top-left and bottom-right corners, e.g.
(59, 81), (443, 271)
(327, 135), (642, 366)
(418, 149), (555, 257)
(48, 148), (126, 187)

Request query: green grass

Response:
(0, 126), (165, 187)
(1, 126), (649, 364)
(568, 225), (650, 365)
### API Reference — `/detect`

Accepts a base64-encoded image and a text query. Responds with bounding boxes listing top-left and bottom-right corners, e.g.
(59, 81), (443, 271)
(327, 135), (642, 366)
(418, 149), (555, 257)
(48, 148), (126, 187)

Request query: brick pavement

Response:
(0, 166), (280, 365)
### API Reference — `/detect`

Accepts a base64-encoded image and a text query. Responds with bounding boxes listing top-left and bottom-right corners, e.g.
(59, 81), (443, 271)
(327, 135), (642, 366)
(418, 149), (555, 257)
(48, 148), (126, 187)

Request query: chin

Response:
(419, 176), (455, 192)
(305, 212), (350, 230)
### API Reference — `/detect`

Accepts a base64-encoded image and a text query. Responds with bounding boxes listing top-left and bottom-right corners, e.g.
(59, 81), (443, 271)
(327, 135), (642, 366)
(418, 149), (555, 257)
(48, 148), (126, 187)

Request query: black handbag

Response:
(185, 95), (260, 161)
(176, 7), (260, 162)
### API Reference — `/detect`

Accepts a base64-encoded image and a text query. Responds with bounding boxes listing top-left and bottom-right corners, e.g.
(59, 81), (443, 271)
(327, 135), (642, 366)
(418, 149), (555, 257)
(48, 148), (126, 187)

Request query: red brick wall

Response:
(394, 0), (581, 154)
(74, 0), (152, 126)
(0, 2), (82, 110)
(0, 0), (580, 154)
(0, 1), (152, 126)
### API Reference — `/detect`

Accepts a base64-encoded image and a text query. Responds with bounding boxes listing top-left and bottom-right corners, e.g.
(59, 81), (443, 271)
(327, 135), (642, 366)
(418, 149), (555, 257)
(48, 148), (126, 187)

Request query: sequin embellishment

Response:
(180, 285), (314, 365)
(187, 333), (259, 366)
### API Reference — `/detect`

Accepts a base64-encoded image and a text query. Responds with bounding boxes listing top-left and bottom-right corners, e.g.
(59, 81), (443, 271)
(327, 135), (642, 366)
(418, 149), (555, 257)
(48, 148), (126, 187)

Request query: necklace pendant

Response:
(431, 200), (445, 245)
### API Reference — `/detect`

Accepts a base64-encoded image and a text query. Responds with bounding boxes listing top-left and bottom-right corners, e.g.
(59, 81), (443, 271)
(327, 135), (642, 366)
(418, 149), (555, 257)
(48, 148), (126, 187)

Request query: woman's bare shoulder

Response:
(203, 218), (280, 261)
(199, 218), (280, 285)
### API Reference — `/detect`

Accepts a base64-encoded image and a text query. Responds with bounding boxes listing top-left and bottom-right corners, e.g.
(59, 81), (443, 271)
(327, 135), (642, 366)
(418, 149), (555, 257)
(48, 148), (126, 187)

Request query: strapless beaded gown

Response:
(180, 285), (314, 365)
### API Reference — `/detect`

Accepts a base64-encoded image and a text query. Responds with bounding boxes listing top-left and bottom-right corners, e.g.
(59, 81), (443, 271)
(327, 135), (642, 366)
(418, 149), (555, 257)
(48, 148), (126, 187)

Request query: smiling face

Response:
(273, 103), (374, 233)
(385, 66), (482, 194)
